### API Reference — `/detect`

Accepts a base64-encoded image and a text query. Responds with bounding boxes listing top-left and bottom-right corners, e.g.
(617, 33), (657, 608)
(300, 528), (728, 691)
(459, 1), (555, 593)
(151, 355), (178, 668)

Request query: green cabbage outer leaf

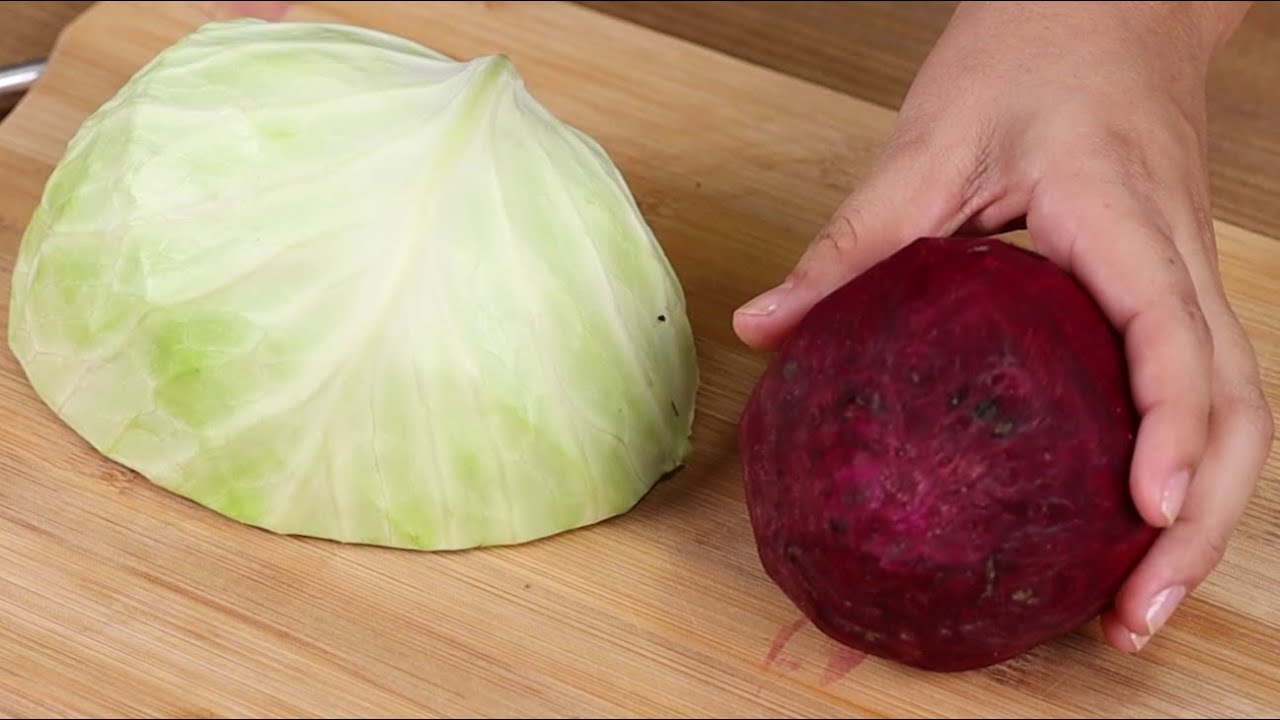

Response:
(8, 19), (699, 551)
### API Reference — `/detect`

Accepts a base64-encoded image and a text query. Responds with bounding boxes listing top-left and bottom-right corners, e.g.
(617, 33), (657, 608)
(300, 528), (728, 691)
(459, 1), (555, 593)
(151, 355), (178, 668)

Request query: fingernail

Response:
(1144, 585), (1186, 636)
(736, 282), (792, 317)
(1161, 470), (1190, 526)
(1128, 631), (1150, 651)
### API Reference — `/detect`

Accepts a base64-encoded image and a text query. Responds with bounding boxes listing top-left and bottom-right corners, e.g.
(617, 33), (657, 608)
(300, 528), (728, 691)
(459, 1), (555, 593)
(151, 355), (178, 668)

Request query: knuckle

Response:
(1197, 525), (1234, 572)
(1260, 404), (1276, 446)
(1232, 383), (1275, 446)
(790, 213), (863, 287)
(1154, 272), (1213, 354)
(1176, 291), (1213, 349)
(817, 213), (861, 259)
(1189, 192), (1218, 256)
(1215, 349), (1274, 445)
(881, 123), (933, 165)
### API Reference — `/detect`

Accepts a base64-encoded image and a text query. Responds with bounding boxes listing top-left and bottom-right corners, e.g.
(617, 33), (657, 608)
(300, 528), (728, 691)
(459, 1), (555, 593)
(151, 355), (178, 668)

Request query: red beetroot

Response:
(738, 236), (1159, 673)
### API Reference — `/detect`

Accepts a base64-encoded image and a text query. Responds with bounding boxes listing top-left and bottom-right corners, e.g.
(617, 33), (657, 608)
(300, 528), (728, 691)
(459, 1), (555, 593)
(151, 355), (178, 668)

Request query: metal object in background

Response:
(0, 59), (47, 97)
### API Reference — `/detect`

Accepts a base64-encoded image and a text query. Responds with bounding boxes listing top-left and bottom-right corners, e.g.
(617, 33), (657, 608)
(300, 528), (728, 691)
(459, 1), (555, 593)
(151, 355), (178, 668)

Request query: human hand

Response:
(209, 1), (291, 20)
(733, 1), (1274, 653)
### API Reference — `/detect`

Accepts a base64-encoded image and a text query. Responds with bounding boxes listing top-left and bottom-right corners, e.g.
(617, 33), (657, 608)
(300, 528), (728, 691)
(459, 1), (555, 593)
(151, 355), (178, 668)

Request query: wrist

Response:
(952, 1), (1251, 68)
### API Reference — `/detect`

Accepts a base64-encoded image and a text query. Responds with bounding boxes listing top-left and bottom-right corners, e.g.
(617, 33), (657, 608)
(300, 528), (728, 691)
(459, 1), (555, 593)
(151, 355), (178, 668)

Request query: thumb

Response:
(733, 144), (973, 352)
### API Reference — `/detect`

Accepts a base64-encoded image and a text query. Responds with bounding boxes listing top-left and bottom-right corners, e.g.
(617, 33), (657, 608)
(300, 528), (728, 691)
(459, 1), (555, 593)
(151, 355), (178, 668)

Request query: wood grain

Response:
(0, 2), (93, 66)
(6, 1), (1280, 238)
(579, 1), (1280, 242)
(1, 1), (1278, 717)
(0, 1), (93, 115)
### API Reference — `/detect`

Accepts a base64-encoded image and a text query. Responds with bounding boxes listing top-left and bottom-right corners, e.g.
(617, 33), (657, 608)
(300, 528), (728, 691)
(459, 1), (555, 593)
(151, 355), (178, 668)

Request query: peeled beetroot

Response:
(738, 236), (1160, 673)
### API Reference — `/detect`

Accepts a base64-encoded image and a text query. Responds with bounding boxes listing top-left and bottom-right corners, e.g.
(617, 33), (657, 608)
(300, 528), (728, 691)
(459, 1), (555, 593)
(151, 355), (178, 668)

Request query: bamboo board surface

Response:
(1, 2), (1277, 717)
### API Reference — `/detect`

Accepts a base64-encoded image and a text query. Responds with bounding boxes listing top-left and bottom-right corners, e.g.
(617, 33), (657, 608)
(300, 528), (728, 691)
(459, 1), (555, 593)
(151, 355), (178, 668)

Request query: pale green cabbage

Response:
(8, 19), (699, 551)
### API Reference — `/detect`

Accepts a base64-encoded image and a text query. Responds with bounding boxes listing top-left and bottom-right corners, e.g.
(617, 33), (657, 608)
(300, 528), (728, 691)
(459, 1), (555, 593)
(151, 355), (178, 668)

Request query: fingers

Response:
(1104, 295), (1273, 651)
(1032, 174), (1273, 653)
(732, 135), (979, 352)
(217, 1), (292, 20)
(1122, 285), (1213, 528)
(1027, 185), (1213, 532)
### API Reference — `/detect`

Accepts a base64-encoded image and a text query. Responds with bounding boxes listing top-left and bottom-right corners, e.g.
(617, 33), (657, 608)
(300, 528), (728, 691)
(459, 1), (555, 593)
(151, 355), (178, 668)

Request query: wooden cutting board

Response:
(2, 1), (1277, 717)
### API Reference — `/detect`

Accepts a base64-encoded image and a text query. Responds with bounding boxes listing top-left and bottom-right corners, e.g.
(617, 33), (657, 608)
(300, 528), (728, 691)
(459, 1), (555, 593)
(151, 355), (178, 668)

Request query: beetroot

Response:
(738, 236), (1159, 673)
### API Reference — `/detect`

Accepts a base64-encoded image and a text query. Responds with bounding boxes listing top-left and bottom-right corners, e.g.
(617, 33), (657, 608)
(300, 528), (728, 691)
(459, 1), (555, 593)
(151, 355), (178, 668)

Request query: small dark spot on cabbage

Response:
(828, 518), (847, 534)
(657, 314), (666, 322)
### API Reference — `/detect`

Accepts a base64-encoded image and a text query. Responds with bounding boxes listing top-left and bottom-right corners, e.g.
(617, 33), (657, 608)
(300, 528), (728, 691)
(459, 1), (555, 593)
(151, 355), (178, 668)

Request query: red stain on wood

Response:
(765, 618), (866, 682)
(776, 655), (803, 671)
(820, 644), (866, 685)
(765, 618), (807, 668)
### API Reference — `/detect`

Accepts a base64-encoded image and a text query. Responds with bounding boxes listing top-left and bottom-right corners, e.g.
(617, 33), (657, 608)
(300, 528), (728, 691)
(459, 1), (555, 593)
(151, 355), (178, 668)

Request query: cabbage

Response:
(7, 19), (699, 551)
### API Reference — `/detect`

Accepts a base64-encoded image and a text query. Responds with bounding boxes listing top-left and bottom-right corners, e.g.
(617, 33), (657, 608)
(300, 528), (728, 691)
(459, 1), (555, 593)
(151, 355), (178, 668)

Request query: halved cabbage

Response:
(8, 19), (699, 551)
